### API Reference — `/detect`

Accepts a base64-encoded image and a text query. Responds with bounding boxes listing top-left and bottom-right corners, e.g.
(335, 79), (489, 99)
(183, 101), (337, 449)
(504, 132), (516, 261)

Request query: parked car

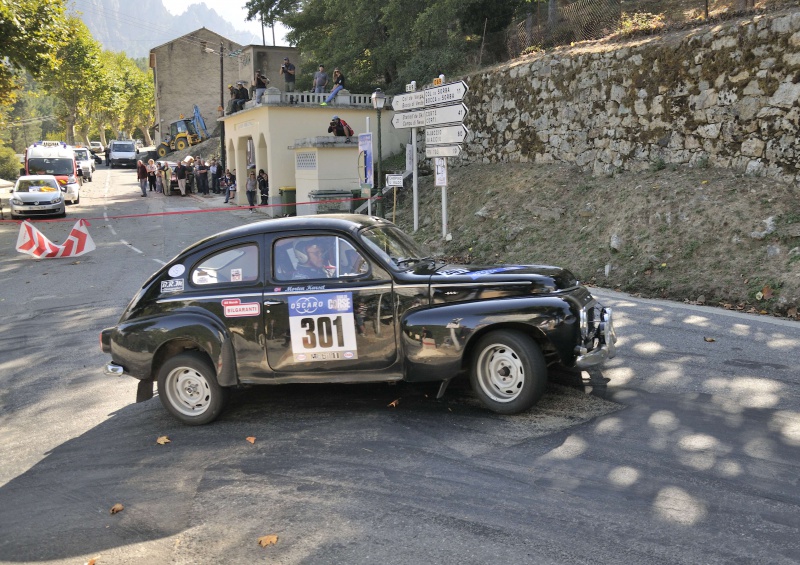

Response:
(89, 141), (103, 154)
(9, 175), (66, 219)
(108, 140), (138, 168)
(101, 215), (616, 425)
(72, 147), (95, 182)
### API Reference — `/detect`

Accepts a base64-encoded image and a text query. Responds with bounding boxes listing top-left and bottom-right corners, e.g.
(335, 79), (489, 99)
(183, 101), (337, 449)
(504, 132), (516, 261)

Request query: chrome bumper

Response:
(104, 363), (125, 376)
(575, 307), (617, 369)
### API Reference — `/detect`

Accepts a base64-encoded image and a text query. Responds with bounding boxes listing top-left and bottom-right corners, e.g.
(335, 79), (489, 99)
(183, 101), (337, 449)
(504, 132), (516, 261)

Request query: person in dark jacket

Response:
(175, 161), (188, 196)
(136, 160), (148, 197)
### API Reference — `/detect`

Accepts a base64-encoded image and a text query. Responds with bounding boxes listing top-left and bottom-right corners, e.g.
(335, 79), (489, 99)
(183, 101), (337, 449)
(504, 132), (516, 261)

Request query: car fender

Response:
(109, 311), (237, 386)
(400, 296), (577, 381)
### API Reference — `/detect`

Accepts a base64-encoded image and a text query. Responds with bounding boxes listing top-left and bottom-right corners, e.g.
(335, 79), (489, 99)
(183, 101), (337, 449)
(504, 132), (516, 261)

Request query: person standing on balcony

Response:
(313, 64), (328, 94)
(255, 70), (268, 104)
(321, 68), (345, 106)
(280, 57), (296, 92)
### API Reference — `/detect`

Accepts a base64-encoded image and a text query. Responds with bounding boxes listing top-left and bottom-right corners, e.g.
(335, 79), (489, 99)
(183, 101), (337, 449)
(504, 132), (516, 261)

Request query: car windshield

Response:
(113, 142), (135, 151)
(27, 158), (73, 175)
(15, 179), (59, 193)
(74, 149), (90, 160)
(360, 225), (432, 269)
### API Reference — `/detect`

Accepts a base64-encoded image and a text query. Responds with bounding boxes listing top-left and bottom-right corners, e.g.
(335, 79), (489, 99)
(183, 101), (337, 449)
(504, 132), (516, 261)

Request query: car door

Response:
(262, 232), (399, 376)
(181, 235), (267, 377)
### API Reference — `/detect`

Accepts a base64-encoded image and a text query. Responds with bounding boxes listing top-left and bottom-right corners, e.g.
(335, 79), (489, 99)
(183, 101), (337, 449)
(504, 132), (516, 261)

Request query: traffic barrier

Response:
(16, 219), (96, 258)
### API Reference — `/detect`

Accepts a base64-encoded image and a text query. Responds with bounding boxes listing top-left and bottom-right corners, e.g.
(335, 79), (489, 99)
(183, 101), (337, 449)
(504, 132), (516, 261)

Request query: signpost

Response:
(386, 174), (404, 187)
(391, 79), (470, 238)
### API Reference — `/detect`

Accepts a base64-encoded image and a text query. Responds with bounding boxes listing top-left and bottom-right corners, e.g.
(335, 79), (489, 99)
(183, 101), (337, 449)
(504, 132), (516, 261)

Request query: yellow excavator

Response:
(156, 105), (209, 158)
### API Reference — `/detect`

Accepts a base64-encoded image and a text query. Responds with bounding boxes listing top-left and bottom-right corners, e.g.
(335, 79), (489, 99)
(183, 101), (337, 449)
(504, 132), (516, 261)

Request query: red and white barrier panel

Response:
(16, 219), (96, 258)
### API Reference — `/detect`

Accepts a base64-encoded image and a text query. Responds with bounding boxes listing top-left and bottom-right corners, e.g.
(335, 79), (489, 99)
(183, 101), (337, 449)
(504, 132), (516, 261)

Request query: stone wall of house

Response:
(458, 9), (800, 183)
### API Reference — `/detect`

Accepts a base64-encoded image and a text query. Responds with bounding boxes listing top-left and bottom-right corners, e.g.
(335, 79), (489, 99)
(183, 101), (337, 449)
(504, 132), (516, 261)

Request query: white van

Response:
(108, 140), (138, 168)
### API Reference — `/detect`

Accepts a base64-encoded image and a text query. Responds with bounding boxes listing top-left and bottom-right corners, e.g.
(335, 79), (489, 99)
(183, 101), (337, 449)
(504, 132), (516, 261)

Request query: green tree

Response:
(41, 17), (103, 145)
(281, 0), (525, 93)
(0, 145), (22, 180)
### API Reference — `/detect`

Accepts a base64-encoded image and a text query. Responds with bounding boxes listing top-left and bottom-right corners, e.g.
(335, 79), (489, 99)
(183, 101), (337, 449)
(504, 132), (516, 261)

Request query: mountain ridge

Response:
(74, 0), (261, 58)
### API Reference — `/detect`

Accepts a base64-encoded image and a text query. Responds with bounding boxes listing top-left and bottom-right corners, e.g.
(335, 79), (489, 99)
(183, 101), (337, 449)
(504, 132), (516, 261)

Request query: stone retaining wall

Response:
(459, 9), (800, 183)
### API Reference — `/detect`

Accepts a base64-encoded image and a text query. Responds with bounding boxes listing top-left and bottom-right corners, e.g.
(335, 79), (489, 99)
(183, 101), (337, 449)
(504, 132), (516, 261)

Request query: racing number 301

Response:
(300, 316), (345, 349)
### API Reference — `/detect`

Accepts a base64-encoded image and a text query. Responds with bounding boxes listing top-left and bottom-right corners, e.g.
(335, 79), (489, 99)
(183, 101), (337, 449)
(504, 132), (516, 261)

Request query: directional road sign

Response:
(424, 81), (468, 106)
(392, 110), (425, 129)
(425, 124), (468, 145)
(425, 145), (462, 158)
(392, 91), (424, 111)
(425, 103), (468, 126)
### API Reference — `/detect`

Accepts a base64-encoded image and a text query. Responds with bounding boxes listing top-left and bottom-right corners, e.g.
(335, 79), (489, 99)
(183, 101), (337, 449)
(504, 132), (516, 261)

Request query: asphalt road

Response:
(0, 166), (798, 564)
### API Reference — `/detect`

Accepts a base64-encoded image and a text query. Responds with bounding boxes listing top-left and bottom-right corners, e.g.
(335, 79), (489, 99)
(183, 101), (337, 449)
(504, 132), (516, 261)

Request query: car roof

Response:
(183, 214), (395, 254)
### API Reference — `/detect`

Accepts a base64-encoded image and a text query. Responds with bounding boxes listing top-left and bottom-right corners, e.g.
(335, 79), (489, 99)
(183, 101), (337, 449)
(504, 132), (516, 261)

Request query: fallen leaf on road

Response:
(245, 436), (256, 444)
(156, 436), (170, 445)
(258, 534), (278, 547)
(703, 337), (715, 342)
(388, 399), (400, 408)
(86, 558), (97, 565)
(110, 503), (124, 515)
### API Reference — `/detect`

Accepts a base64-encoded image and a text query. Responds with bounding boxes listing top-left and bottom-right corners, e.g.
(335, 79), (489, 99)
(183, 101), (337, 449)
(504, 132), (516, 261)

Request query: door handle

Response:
(264, 300), (281, 306)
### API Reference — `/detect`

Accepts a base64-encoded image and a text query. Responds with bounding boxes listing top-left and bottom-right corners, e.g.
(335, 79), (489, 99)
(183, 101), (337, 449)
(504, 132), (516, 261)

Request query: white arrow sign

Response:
(424, 81), (468, 106)
(392, 110), (425, 129)
(426, 145), (462, 158)
(425, 103), (468, 126)
(425, 124), (468, 145)
(392, 91), (425, 111)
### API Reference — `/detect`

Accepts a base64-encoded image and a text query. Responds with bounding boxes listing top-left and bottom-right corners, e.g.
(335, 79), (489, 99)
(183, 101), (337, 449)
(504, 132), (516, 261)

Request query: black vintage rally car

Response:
(101, 214), (616, 425)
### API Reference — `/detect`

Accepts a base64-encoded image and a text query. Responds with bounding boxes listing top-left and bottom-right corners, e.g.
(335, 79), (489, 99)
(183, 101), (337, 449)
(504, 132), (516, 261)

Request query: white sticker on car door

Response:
(288, 293), (358, 362)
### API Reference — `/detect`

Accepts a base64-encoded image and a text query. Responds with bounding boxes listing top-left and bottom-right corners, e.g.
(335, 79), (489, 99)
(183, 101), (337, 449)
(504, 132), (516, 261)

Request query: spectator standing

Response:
(313, 65), (328, 94)
(280, 57), (296, 92)
(146, 159), (158, 192)
(255, 71), (268, 104)
(160, 161), (172, 194)
(223, 169), (236, 203)
(246, 171), (257, 212)
(154, 167), (164, 193)
(196, 158), (209, 195)
(226, 84), (238, 114)
(258, 169), (269, 205)
(209, 159), (219, 193)
(175, 160), (188, 196)
(321, 68), (345, 105)
(136, 160), (148, 197)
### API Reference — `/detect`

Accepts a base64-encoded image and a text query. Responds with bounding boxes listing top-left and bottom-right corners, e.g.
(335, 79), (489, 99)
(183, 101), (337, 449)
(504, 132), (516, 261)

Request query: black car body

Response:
(101, 215), (616, 424)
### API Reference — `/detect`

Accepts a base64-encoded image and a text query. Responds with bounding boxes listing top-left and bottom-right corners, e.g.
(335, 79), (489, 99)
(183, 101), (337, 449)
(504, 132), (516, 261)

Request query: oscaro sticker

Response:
(161, 279), (184, 293)
(168, 264), (185, 277)
(222, 298), (260, 317)
(288, 293), (358, 362)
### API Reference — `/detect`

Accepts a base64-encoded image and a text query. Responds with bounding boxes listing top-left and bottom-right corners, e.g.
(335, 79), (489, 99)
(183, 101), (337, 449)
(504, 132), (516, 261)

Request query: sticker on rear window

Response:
(288, 293), (358, 362)
(161, 279), (184, 293)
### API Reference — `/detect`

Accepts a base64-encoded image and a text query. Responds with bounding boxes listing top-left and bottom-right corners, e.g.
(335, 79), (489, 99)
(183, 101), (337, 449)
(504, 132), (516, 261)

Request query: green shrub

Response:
(0, 146), (21, 181)
(616, 12), (666, 36)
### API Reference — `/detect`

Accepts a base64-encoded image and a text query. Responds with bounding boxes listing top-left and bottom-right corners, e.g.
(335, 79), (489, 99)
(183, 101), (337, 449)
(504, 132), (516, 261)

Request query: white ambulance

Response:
(23, 141), (82, 204)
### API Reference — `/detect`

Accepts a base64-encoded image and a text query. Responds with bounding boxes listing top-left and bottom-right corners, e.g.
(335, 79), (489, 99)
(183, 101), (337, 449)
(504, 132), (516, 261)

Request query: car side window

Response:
(273, 236), (369, 282)
(191, 244), (259, 285)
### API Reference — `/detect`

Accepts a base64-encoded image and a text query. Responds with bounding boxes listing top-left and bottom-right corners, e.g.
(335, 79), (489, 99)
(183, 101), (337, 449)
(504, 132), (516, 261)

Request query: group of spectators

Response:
(225, 56), (346, 113)
(136, 156), (261, 204)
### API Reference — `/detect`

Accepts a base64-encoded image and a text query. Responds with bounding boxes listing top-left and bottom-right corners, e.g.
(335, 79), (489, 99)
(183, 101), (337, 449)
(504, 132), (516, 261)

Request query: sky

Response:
(162, 0), (288, 45)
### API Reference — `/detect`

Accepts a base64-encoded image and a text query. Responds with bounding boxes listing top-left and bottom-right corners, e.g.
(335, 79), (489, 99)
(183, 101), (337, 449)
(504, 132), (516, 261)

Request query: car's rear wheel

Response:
(157, 352), (229, 425)
(470, 330), (547, 414)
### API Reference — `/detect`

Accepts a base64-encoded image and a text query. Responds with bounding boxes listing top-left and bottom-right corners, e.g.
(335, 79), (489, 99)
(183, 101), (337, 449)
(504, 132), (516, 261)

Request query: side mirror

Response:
(19, 167), (25, 176)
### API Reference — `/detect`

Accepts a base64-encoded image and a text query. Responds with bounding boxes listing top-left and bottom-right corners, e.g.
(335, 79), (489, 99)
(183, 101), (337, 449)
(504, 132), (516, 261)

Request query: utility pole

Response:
(220, 42), (226, 170)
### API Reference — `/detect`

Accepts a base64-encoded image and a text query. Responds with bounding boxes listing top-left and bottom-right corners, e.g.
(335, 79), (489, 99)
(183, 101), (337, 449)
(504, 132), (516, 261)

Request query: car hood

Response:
(13, 191), (62, 203)
(409, 262), (579, 296)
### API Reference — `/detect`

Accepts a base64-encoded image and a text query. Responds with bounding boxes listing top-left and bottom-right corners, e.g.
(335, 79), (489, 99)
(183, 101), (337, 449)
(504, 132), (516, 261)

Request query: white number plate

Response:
(288, 293), (358, 362)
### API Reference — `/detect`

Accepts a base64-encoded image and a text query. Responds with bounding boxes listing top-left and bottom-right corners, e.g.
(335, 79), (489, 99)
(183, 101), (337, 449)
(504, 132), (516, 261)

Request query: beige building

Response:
(149, 29), (298, 144)
(221, 88), (408, 214)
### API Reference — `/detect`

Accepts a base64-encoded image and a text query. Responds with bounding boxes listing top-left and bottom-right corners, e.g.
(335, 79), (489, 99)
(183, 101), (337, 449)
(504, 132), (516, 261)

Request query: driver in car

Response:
(293, 240), (332, 280)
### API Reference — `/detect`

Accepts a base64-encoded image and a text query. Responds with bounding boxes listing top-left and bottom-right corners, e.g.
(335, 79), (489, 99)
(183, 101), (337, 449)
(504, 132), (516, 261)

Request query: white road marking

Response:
(119, 240), (143, 254)
(153, 259), (167, 265)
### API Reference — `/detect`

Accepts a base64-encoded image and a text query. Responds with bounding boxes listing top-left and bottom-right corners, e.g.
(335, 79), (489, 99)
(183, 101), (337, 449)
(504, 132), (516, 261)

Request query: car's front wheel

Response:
(157, 352), (229, 425)
(470, 330), (547, 414)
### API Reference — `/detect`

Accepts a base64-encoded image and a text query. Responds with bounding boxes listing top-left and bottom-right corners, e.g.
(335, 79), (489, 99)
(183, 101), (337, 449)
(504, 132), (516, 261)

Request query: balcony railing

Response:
(241, 88), (375, 111)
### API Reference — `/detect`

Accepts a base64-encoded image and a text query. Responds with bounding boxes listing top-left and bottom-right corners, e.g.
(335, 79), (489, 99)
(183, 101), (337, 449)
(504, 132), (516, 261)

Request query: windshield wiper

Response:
(396, 256), (434, 268)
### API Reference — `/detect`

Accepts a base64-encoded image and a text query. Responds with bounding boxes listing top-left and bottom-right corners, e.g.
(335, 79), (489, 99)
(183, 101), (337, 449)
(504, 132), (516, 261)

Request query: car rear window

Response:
(113, 142), (135, 152)
(74, 150), (90, 160)
(191, 245), (259, 285)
